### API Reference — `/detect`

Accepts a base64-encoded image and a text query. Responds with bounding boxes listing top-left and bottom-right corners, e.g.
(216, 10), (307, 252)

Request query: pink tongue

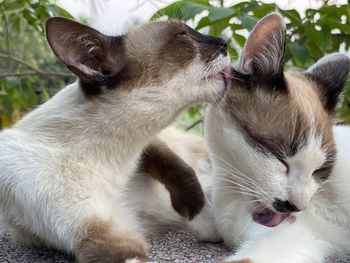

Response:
(221, 67), (231, 82)
(252, 208), (287, 227)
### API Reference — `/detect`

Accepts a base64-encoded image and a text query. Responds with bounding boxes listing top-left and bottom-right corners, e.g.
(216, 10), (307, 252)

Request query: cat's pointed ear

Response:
(238, 13), (286, 78)
(306, 53), (350, 112)
(46, 17), (126, 88)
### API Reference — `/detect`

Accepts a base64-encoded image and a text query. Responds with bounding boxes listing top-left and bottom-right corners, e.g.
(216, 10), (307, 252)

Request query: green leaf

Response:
(196, 15), (232, 30)
(233, 32), (246, 46)
(22, 9), (37, 25)
(152, 1), (184, 20)
(11, 15), (21, 32)
(184, 0), (210, 5)
(3, 1), (26, 12)
(304, 26), (320, 42)
(36, 5), (51, 21)
(239, 15), (257, 31)
(319, 24), (332, 50)
(1, 95), (13, 120)
(208, 7), (234, 22)
(152, 1), (208, 21)
(230, 23), (244, 31)
(181, 2), (208, 20)
(288, 42), (310, 66)
(227, 42), (238, 59)
(281, 9), (302, 25)
(47, 4), (74, 19)
(207, 17), (230, 36)
(320, 16), (349, 34)
(196, 16), (210, 29)
(232, 0), (259, 13)
(307, 40), (323, 61)
(40, 87), (50, 102)
(252, 4), (276, 18)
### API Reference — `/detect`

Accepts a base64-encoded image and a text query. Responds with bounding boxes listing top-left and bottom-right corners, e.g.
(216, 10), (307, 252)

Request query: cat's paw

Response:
(170, 184), (205, 220)
(187, 200), (222, 242)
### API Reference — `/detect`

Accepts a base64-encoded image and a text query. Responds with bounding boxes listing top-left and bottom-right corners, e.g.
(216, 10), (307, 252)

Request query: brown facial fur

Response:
(223, 71), (336, 180)
(139, 139), (205, 220)
(123, 21), (227, 89)
(46, 18), (228, 96)
(76, 218), (147, 263)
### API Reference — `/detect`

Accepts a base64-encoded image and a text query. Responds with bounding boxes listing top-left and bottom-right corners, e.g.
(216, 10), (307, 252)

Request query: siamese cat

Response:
(135, 13), (350, 263)
(0, 17), (230, 262)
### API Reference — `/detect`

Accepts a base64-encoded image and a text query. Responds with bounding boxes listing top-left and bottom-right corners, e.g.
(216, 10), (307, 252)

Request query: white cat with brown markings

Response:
(206, 13), (350, 263)
(0, 17), (230, 262)
(134, 13), (350, 263)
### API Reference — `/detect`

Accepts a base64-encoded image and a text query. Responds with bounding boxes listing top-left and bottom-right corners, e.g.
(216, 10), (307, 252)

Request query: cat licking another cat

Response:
(1, 11), (349, 263)
(0, 18), (230, 262)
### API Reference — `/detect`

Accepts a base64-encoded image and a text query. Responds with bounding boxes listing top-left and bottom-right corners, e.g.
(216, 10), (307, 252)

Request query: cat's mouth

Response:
(252, 204), (294, 227)
(202, 66), (231, 84)
(219, 67), (231, 84)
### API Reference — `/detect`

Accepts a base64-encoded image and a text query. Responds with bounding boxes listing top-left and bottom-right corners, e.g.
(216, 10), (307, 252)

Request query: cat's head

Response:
(206, 13), (350, 227)
(46, 17), (230, 115)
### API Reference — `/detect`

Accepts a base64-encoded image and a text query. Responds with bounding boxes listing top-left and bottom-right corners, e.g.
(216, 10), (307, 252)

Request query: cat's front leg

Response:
(222, 220), (332, 263)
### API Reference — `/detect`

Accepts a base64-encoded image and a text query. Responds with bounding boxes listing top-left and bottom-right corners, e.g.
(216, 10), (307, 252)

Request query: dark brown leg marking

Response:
(76, 218), (147, 263)
(139, 139), (205, 220)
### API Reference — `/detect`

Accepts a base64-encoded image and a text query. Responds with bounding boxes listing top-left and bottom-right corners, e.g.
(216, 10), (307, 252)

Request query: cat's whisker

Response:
(214, 165), (271, 201)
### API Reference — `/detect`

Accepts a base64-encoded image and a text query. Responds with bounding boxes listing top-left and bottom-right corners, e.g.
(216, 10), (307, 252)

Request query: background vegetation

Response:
(0, 0), (349, 131)
(0, 0), (74, 129)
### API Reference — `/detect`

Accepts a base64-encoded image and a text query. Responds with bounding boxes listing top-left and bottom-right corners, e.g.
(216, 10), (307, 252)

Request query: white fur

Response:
(205, 105), (350, 262)
(0, 49), (229, 257)
(131, 122), (350, 263)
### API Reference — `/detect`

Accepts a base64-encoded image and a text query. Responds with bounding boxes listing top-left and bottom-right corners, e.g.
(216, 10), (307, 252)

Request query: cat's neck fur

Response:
(15, 82), (185, 167)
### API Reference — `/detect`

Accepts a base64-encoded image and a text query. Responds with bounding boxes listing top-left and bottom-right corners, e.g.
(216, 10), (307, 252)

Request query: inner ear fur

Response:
(138, 139), (205, 220)
(46, 17), (126, 88)
(238, 12), (286, 79)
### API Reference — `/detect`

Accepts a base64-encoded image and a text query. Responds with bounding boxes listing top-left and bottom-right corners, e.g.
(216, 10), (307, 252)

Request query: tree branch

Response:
(0, 71), (73, 78)
(0, 53), (73, 78)
(0, 53), (41, 71)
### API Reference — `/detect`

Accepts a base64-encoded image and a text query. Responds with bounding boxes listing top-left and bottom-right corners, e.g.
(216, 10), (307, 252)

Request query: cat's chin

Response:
(201, 66), (231, 101)
(252, 205), (291, 227)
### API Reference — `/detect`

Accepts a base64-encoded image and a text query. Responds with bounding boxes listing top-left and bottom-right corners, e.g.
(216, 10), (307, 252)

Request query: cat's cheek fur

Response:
(222, 219), (334, 263)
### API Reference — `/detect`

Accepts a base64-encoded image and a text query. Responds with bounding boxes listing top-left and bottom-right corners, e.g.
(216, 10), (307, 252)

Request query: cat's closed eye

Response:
(279, 159), (289, 174)
(175, 30), (187, 37)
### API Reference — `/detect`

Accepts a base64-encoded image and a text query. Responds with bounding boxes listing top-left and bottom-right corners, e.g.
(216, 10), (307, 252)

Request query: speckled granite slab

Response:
(0, 230), (349, 263)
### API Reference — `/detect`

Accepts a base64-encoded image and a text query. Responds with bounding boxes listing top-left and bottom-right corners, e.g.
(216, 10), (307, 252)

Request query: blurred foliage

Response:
(153, 0), (350, 128)
(0, 0), (350, 131)
(0, 0), (74, 129)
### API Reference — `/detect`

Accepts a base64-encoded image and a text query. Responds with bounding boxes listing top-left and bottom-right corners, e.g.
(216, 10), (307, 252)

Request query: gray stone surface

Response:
(0, 230), (349, 262)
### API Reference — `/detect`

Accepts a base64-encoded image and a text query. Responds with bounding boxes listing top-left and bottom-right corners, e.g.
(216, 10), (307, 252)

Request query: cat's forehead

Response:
(124, 21), (186, 54)
(223, 72), (334, 159)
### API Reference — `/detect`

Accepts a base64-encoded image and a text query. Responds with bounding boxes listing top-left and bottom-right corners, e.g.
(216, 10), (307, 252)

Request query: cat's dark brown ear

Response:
(46, 17), (126, 94)
(306, 53), (350, 112)
(238, 13), (286, 79)
(139, 140), (205, 220)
